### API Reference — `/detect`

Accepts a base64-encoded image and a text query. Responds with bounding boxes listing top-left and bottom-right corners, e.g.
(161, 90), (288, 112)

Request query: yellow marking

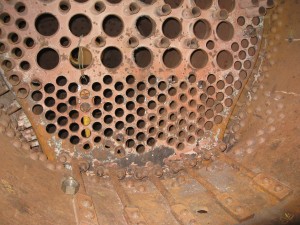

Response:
(83, 116), (91, 126)
(84, 128), (91, 138)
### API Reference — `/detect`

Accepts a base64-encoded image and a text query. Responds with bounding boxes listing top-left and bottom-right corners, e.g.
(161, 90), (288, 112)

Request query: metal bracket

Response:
(216, 193), (254, 222)
(253, 173), (293, 200)
(171, 204), (198, 225)
(74, 193), (99, 225)
(124, 207), (148, 225)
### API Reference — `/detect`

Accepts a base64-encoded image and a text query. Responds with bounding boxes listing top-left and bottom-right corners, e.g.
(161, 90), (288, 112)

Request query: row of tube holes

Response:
(0, 0), (259, 71)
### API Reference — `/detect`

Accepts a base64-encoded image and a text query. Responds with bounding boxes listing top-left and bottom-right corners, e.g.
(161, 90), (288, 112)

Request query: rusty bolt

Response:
(153, 166), (163, 177)
(184, 158), (197, 168)
(134, 169), (145, 180)
(95, 166), (105, 177)
(61, 176), (80, 195)
(218, 142), (227, 152)
(79, 160), (90, 172)
(170, 161), (183, 173)
(189, 158), (198, 167)
(116, 168), (126, 180)
(58, 153), (69, 163)
(126, 180), (135, 188)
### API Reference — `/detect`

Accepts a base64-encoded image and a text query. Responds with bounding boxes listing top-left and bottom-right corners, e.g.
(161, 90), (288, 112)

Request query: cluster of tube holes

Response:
(1, 0), (260, 156)
(29, 71), (245, 156)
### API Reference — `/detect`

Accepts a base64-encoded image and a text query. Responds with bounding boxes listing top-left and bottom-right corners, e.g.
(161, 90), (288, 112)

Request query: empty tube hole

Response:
(190, 49), (208, 69)
(136, 16), (155, 37)
(193, 19), (211, 39)
(35, 13), (59, 36)
(101, 47), (122, 68)
(216, 50), (233, 70)
(162, 17), (182, 39)
(69, 14), (92, 37)
(217, 21), (234, 41)
(163, 48), (182, 68)
(134, 47), (152, 68)
(103, 15), (123, 37)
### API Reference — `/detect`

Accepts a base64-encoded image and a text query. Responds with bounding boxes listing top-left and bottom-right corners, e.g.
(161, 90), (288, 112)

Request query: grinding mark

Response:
(214, 129), (221, 142)
(1, 179), (15, 194)
(275, 90), (300, 97)
(248, 49), (266, 102)
(72, 198), (79, 225)
(47, 136), (63, 157)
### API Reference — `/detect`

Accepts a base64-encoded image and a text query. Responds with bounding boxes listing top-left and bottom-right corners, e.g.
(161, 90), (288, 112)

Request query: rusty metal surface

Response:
(0, 0), (269, 166)
(0, 134), (76, 225)
(0, 0), (300, 225)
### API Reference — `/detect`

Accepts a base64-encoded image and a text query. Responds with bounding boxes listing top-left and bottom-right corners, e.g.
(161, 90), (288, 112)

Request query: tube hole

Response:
(59, 1), (71, 12)
(136, 16), (155, 37)
(216, 21), (234, 41)
(101, 47), (122, 68)
(32, 105), (43, 115)
(103, 15), (123, 37)
(194, 0), (212, 9)
(216, 50), (233, 70)
(70, 47), (93, 69)
(162, 17), (182, 39)
(194, 19), (211, 39)
(24, 37), (35, 48)
(60, 36), (71, 47)
(35, 13), (59, 36)
(37, 48), (59, 70)
(190, 49), (208, 69)
(69, 14), (92, 37)
(163, 48), (182, 68)
(134, 47), (152, 68)
(218, 0), (235, 13)
(164, 0), (183, 8)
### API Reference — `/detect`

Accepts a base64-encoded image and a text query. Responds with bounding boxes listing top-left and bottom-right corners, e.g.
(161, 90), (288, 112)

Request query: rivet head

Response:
(81, 199), (92, 208)
(131, 211), (139, 219)
(263, 177), (270, 184)
(84, 209), (95, 219)
(154, 167), (163, 177)
(180, 209), (188, 216)
(274, 185), (283, 192)
(225, 197), (233, 204)
(235, 206), (243, 213)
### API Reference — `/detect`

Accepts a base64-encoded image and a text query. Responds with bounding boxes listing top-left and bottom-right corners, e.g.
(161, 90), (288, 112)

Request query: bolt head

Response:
(61, 176), (80, 195)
